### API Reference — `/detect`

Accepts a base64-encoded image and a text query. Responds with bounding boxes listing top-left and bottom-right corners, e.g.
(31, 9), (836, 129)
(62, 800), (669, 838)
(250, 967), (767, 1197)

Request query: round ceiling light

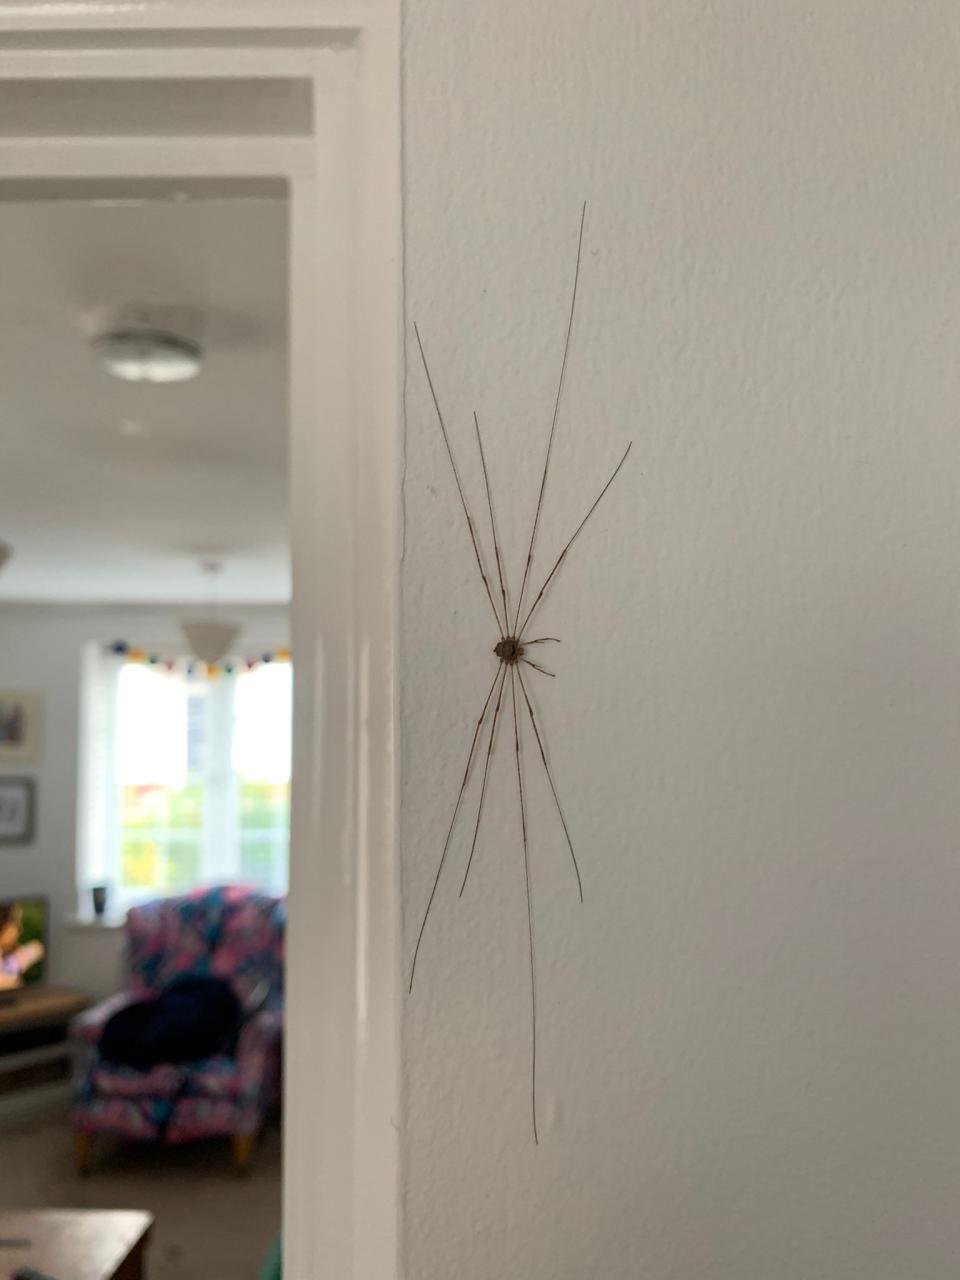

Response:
(95, 328), (203, 384)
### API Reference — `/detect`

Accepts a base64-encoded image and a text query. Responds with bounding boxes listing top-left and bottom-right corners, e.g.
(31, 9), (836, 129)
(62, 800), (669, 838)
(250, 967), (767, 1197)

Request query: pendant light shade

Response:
(181, 619), (240, 666)
(180, 560), (240, 666)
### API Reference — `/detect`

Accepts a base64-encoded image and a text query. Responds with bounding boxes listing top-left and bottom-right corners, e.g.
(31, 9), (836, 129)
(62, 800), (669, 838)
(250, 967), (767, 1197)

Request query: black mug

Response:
(91, 885), (108, 919)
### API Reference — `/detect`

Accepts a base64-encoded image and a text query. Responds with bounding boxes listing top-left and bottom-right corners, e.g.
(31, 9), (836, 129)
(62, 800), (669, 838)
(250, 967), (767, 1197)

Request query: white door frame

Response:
(0, 7), (401, 1278)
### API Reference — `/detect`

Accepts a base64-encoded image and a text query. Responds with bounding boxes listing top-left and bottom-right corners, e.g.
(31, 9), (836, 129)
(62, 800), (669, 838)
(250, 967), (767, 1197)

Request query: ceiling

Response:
(0, 186), (289, 604)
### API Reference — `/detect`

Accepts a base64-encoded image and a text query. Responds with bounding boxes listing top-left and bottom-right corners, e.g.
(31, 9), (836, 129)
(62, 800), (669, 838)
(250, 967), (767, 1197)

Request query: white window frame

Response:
(80, 652), (291, 907)
(0, 10), (401, 1279)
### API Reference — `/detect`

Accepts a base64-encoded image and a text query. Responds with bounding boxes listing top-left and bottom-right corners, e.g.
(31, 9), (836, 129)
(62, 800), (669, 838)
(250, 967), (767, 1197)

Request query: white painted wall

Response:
(0, 601), (287, 999)
(400, 3), (960, 1277)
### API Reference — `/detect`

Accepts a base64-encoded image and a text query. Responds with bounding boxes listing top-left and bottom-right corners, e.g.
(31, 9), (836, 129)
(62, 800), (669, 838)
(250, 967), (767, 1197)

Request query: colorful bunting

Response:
(105, 641), (290, 680)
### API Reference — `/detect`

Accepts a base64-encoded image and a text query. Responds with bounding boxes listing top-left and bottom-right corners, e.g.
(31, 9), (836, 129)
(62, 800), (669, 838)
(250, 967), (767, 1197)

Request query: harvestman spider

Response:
(408, 205), (632, 1142)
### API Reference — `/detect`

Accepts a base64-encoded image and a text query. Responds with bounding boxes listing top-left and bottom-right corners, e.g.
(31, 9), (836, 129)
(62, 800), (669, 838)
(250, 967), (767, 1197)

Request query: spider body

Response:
(494, 636), (523, 663)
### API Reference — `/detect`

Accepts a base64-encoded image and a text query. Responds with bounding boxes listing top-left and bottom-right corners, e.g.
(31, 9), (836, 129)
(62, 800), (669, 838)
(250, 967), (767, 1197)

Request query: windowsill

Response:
(64, 913), (127, 931)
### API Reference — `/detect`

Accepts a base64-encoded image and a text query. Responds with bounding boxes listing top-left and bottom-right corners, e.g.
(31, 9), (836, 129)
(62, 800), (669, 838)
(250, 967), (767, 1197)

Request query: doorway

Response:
(0, 13), (401, 1279)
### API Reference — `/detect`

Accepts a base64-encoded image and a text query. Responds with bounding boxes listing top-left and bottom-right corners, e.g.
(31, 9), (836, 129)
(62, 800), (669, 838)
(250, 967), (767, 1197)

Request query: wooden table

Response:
(0, 988), (90, 1112)
(0, 987), (88, 1034)
(0, 1210), (153, 1280)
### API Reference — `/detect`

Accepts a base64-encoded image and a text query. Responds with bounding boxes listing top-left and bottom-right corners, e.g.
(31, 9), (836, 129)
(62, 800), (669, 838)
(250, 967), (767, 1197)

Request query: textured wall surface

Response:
(400, 4), (960, 1277)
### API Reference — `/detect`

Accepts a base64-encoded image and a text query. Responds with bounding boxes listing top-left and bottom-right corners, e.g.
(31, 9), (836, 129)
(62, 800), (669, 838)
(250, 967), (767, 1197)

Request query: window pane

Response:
(240, 834), (283, 881)
(120, 784), (169, 830)
(233, 664), (291, 784)
(121, 837), (161, 888)
(114, 666), (209, 895)
(115, 665), (189, 788)
(234, 664), (290, 891)
(167, 838), (202, 889)
(239, 780), (288, 830)
(168, 782), (205, 828)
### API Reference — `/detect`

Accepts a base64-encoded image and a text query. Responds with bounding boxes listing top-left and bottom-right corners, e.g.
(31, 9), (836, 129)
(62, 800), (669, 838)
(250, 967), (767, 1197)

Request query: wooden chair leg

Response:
(74, 1130), (94, 1175)
(232, 1132), (255, 1174)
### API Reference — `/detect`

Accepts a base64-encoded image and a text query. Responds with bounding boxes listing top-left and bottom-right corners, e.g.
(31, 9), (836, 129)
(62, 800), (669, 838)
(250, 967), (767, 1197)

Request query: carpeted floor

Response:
(0, 1111), (281, 1280)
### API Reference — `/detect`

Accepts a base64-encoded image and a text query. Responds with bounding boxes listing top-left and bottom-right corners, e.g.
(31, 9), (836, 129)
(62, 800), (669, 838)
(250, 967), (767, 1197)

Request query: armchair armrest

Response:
(69, 992), (134, 1046)
(236, 1007), (283, 1105)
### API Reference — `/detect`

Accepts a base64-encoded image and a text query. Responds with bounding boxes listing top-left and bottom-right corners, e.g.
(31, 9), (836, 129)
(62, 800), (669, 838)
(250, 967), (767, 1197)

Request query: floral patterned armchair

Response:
(70, 885), (284, 1173)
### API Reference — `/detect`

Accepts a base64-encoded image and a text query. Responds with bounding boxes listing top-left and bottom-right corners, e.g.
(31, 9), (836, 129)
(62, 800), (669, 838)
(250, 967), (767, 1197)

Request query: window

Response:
(80, 648), (291, 907)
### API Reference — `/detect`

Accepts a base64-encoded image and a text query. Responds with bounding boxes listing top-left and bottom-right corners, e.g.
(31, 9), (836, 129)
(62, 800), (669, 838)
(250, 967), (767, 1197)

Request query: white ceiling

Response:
(0, 189), (289, 604)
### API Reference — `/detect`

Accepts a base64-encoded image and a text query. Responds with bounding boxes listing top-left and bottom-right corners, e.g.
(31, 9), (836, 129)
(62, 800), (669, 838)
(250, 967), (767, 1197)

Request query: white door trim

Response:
(0, 8), (402, 1279)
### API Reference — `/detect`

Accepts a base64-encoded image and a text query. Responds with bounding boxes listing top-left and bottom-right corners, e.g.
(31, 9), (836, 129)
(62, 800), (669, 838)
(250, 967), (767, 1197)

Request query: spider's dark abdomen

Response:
(495, 637), (523, 663)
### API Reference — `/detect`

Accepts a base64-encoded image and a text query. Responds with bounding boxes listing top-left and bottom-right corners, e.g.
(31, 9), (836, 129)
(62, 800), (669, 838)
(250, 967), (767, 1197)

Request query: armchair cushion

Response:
(185, 1055), (239, 1100)
(183, 1006), (283, 1099)
(93, 1062), (186, 1099)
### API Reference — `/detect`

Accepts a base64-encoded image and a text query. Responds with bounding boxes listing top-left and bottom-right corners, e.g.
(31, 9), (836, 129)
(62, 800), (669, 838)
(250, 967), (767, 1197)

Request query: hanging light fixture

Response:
(181, 561), (241, 665)
(180, 619), (240, 666)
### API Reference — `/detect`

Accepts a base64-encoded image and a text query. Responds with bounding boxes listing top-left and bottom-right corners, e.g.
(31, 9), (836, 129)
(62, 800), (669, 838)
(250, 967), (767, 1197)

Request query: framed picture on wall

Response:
(0, 777), (35, 845)
(0, 691), (42, 764)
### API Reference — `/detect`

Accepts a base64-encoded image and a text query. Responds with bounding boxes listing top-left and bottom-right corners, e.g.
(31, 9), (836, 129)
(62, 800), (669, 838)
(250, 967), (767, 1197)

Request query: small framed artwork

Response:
(0, 777), (35, 845)
(0, 692), (41, 764)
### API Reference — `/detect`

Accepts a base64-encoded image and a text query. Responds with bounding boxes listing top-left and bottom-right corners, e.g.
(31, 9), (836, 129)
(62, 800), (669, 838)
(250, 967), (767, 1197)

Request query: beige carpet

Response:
(0, 1111), (281, 1280)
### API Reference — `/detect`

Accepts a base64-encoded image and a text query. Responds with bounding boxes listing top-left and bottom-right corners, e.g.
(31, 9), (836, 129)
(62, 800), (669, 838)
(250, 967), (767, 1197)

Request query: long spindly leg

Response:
(512, 203), (588, 635)
(517, 666), (583, 903)
(408, 666), (502, 994)
(459, 664), (508, 897)
(414, 324), (504, 633)
(523, 637), (560, 646)
(521, 657), (555, 679)
(511, 666), (539, 1144)
(473, 411), (510, 634)
(519, 441), (632, 637)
